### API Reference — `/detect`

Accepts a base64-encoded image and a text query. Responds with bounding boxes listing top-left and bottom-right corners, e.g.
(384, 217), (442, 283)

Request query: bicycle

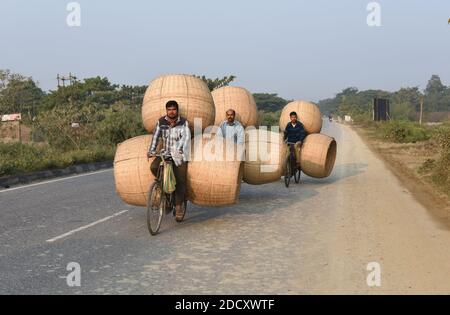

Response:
(146, 150), (187, 236)
(284, 142), (301, 188)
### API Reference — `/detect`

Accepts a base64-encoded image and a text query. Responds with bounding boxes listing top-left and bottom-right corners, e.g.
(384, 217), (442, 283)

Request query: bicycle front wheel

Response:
(147, 181), (164, 236)
(284, 156), (291, 188)
(294, 167), (301, 184)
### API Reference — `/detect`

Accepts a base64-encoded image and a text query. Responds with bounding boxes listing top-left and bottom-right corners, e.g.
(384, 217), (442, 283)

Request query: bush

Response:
(94, 108), (146, 145)
(0, 142), (115, 177)
(258, 110), (281, 128)
(379, 120), (430, 143)
(434, 124), (450, 150)
(431, 151), (450, 194)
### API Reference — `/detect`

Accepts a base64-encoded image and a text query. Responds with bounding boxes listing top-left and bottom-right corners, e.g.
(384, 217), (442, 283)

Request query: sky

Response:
(0, 0), (449, 101)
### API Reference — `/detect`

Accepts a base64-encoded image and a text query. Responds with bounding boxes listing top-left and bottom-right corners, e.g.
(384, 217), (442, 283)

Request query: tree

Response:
(318, 97), (340, 115)
(34, 104), (98, 150)
(425, 75), (445, 95)
(0, 69), (44, 119)
(41, 77), (145, 111)
(95, 107), (146, 145)
(196, 75), (236, 91)
(391, 87), (422, 119)
(253, 93), (290, 112)
(424, 75), (447, 112)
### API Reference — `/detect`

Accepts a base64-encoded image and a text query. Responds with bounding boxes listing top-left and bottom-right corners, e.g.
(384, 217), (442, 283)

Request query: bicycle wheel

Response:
(284, 156), (291, 188)
(147, 181), (164, 236)
(294, 167), (301, 183)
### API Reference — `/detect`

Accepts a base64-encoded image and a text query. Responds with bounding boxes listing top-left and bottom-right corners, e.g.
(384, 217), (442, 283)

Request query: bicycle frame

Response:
(153, 152), (175, 214)
(286, 142), (298, 165)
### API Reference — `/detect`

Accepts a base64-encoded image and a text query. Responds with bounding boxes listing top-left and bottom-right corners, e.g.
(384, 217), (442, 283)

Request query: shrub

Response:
(94, 108), (146, 145)
(380, 120), (430, 143)
(431, 151), (450, 193)
(434, 124), (450, 150)
(0, 142), (115, 177)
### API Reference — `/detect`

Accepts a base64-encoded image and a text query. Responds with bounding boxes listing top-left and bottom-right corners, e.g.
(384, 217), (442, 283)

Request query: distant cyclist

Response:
(283, 111), (307, 166)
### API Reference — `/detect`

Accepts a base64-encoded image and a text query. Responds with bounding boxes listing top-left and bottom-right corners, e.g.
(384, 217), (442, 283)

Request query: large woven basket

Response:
(187, 134), (244, 206)
(243, 128), (286, 185)
(300, 134), (337, 178)
(113, 135), (156, 207)
(279, 100), (322, 134)
(212, 86), (258, 127)
(142, 74), (215, 133)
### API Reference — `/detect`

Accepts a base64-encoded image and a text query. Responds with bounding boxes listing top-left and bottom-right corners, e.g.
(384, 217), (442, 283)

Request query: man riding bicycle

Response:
(283, 111), (307, 166)
(147, 100), (191, 222)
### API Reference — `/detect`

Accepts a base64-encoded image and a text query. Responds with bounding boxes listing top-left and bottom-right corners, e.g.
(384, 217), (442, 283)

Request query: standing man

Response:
(147, 100), (190, 221)
(283, 111), (307, 166)
(217, 109), (245, 145)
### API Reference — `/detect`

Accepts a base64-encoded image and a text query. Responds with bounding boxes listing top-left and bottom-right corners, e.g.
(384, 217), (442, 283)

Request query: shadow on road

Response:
(180, 183), (319, 227)
(163, 163), (367, 233)
(301, 163), (368, 185)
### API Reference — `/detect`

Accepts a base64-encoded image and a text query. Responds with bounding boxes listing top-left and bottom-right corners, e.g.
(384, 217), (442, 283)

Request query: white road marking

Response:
(0, 169), (113, 193)
(46, 210), (129, 243)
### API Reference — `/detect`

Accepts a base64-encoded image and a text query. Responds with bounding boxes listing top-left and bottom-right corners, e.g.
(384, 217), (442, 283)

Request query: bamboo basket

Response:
(142, 74), (215, 133)
(243, 129), (287, 185)
(187, 134), (244, 206)
(212, 86), (258, 127)
(279, 100), (322, 134)
(113, 135), (156, 207)
(300, 134), (337, 178)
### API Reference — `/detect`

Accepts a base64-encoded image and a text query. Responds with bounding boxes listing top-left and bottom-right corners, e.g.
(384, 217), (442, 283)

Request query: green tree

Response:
(196, 75), (236, 91)
(425, 75), (447, 112)
(34, 104), (103, 150)
(0, 69), (44, 119)
(95, 109), (146, 145)
(41, 77), (145, 111)
(253, 93), (290, 112)
(391, 87), (422, 120)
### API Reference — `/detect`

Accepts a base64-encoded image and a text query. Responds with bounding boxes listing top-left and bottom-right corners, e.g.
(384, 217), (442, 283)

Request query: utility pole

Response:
(57, 73), (77, 88)
(419, 96), (424, 125)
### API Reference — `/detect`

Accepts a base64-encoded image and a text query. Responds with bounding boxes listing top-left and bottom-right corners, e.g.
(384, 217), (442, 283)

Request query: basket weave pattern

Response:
(142, 74), (215, 133)
(212, 86), (258, 127)
(279, 100), (322, 134)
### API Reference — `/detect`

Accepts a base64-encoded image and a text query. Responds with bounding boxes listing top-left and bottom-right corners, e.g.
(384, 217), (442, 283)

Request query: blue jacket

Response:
(284, 122), (307, 143)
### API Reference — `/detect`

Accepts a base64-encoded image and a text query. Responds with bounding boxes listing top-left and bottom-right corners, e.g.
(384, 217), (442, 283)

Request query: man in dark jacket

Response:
(283, 111), (307, 166)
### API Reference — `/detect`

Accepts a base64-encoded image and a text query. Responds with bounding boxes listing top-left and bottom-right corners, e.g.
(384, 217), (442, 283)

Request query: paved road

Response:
(2, 121), (450, 294)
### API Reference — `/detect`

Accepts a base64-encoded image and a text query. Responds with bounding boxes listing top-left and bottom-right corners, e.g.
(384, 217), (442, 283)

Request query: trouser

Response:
(150, 158), (187, 206)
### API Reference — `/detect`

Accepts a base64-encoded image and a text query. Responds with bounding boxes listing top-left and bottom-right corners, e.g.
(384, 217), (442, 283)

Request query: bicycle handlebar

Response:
(148, 150), (173, 161)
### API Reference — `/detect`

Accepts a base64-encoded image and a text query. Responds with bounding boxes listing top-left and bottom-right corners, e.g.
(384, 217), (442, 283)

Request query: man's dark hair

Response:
(226, 109), (236, 115)
(290, 111), (297, 117)
(166, 100), (179, 110)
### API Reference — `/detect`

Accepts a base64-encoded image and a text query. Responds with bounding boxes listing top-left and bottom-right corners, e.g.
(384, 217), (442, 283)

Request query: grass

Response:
(353, 118), (450, 196)
(367, 120), (431, 143)
(0, 142), (115, 177)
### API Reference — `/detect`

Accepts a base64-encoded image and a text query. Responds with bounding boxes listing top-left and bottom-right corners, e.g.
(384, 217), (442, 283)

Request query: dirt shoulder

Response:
(348, 122), (450, 221)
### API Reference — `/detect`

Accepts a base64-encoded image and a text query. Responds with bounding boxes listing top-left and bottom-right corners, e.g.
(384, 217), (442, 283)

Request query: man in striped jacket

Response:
(147, 100), (190, 221)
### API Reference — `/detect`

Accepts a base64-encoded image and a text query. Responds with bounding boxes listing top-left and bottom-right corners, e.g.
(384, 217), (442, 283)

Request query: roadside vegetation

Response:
(0, 70), (239, 177)
(317, 74), (450, 196)
(1, 67), (449, 193)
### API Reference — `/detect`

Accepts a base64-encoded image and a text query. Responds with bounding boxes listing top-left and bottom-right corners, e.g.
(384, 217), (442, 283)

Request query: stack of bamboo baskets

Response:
(114, 74), (337, 208)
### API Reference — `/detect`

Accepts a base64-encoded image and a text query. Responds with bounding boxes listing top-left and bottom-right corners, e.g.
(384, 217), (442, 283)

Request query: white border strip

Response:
(0, 169), (112, 193)
(46, 210), (129, 243)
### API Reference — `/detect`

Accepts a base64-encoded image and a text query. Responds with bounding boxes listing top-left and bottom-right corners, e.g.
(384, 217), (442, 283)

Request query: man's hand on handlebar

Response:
(147, 151), (156, 159)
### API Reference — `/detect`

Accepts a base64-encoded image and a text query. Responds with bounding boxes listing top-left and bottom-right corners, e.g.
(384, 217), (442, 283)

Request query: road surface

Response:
(1, 120), (450, 294)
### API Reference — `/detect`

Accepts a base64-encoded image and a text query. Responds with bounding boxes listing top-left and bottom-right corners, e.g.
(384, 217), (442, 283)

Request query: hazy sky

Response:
(1, 0), (449, 101)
